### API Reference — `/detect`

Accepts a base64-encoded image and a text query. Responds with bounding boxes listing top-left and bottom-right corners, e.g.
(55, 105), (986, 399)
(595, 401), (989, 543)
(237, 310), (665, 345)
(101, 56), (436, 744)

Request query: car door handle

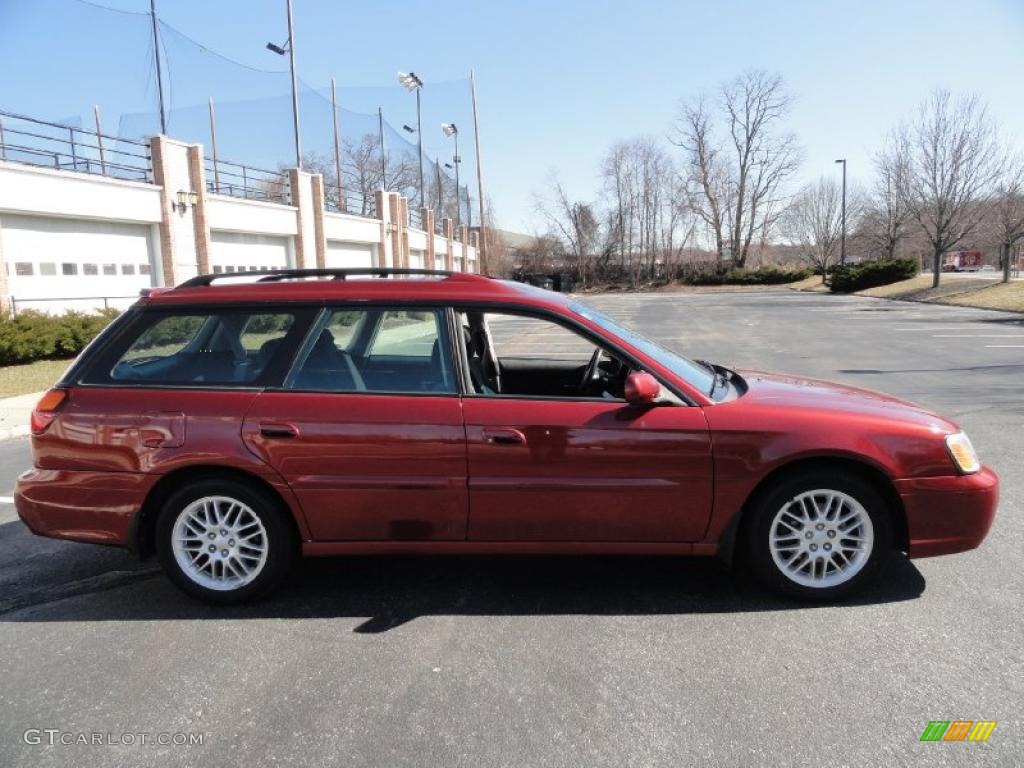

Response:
(483, 428), (527, 446)
(259, 422), (299, 438)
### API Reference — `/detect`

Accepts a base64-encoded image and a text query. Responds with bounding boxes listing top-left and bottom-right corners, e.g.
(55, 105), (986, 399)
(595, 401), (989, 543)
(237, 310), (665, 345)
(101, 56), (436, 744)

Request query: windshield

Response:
(571, 300), (716, 395)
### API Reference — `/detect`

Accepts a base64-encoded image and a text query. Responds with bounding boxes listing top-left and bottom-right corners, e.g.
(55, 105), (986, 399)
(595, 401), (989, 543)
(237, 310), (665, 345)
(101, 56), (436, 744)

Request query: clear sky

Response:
(3, 0), (1023, 231)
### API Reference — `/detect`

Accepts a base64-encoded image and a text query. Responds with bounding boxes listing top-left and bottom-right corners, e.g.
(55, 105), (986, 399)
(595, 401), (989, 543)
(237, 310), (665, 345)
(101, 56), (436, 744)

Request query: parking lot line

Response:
(932, 334), (1024, 338)
(985, 345), (1024, 348)
(0, 496), (14, 504)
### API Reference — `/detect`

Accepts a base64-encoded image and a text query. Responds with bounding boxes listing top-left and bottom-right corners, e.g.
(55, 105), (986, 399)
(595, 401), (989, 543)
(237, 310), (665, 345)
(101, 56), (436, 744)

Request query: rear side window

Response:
(287, 308), (454, 394)
(86, 309), (301, 386)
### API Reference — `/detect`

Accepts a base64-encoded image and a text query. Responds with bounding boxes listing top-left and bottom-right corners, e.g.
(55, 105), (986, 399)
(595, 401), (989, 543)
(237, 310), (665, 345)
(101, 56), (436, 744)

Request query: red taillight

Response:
(30, 388), (68, 435)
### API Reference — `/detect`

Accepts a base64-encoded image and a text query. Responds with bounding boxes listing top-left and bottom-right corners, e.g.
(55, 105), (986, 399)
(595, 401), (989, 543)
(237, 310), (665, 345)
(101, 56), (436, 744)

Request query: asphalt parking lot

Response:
(0, 290), (1021, 767)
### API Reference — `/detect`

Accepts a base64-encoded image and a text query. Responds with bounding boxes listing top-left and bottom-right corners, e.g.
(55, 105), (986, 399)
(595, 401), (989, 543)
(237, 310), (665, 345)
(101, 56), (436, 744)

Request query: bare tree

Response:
(781, 177), (846, 282)
(673, 71), (801, 268)
(900, 90), (1003, 287)
(600, 137), (692, 284)
(864, 130), (913, 259)
(534, 174), (603, 287)
(991, 154), (1024, 282)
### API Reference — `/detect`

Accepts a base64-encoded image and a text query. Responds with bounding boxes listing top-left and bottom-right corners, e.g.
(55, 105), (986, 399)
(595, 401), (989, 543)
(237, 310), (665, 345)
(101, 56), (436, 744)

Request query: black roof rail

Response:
(177, 267), (484, 288)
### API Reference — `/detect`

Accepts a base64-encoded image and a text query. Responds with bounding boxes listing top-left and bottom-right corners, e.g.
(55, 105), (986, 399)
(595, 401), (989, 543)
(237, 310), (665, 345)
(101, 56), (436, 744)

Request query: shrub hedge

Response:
(0, 309), (120, 366)
(829, 258), (918, 293)
(685, 266), (813, 286)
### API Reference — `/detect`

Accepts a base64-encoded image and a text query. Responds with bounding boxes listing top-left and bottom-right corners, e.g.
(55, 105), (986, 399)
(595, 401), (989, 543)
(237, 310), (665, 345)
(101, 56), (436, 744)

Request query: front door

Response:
(458, 310), (713, 542)
(243, 306), (468, 541)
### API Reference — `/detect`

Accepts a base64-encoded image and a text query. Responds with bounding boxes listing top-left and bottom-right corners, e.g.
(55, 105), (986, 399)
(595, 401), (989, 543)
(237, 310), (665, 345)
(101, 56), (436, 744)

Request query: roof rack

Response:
(177, 267), (486, 289)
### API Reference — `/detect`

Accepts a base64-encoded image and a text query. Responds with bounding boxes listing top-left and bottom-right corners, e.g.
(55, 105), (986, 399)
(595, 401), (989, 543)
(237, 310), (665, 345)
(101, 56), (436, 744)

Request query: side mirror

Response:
(624, 371), (660, 405)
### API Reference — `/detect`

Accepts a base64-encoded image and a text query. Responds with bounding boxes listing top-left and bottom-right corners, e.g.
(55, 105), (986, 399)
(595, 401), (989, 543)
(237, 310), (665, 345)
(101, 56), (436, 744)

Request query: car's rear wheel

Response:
(746, 471), (892, 600)
(155, 478), (295, 604)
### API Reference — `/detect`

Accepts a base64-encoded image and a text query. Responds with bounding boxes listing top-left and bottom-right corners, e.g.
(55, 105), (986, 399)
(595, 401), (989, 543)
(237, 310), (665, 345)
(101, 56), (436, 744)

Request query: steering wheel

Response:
(577, 347), (604, 396)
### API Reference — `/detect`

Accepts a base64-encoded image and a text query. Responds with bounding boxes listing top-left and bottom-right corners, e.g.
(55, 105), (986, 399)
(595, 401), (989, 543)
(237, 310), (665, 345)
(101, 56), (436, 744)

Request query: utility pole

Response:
(378, 108), (387, 189)
(330, 78), (344, 211)
(285, 0), (301, 168)
(470, 70), (487, 274)
(149, 0), (167, 134)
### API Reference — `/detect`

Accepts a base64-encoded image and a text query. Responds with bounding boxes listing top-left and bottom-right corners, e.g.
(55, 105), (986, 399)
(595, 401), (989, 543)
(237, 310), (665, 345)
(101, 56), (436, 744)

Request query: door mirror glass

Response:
(624, 371), (660, 405)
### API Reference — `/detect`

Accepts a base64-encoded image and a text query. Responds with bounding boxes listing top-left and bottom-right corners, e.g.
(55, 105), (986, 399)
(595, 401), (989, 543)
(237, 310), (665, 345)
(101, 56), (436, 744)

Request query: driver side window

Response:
(457, 310), (632, 400)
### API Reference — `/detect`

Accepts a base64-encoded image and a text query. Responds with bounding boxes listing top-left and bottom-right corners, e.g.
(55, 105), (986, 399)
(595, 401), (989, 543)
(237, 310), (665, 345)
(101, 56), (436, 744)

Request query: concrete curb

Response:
(0, 391), (43, 442)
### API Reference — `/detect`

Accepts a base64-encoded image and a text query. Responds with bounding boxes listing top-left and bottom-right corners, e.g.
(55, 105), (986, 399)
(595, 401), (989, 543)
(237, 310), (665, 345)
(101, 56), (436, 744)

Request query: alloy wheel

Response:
(768, 489), (874, 589)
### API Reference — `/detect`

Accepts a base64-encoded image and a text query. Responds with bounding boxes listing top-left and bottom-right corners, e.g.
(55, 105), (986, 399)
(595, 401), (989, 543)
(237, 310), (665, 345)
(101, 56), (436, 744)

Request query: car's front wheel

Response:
(155, 478), (295, 604)
(746, 471), (892, 600)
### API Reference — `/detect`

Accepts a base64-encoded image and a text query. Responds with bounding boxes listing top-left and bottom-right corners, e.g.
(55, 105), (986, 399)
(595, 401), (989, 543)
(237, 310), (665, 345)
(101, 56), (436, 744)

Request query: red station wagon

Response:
(15, 268), (998, 603)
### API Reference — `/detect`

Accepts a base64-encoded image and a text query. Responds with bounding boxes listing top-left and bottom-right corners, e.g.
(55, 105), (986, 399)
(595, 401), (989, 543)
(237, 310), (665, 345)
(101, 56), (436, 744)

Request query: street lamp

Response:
(266, 0), (302, 169)
(441, 122), (461, 228)
(397, 71), (425, 210)
(835, 158), (847, 265)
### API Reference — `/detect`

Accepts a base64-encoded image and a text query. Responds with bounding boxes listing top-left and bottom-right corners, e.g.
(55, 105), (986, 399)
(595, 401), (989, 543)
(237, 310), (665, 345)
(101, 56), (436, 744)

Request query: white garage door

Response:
(210, 231), (290, 275)
(408, 250), (426, 270)
(326, 241), (375, 269)
(2, 213), (154, 314)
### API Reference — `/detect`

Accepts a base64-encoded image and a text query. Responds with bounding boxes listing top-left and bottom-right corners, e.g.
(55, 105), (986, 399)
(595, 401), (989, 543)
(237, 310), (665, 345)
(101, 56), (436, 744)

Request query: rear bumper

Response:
(15, 467), (153, 547)
(897, 467), (999, 558)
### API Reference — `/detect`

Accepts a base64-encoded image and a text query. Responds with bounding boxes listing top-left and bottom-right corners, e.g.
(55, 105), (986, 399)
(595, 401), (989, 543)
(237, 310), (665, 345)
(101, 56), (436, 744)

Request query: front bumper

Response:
(897, 466), (999, 558)
(15, 467), (154, 547)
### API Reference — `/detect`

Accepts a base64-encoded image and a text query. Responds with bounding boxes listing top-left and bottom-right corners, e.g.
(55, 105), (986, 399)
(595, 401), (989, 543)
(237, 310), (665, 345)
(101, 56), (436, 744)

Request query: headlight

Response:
(945, 431), (980, 474)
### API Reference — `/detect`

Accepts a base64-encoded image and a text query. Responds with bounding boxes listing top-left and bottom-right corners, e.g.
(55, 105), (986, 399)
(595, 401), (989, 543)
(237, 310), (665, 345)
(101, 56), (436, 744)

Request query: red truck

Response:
(943, 250), (984, 272)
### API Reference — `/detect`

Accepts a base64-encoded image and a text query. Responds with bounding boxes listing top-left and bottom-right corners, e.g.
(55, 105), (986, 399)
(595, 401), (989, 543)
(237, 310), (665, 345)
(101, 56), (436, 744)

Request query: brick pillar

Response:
(310, 174), (327, 269)
(423, 209), (436, 270)
(389, 193), (403, 269)
(469, 230), (480, 273)
(375, 189), (392, 269)
(399, 196), (410, 268)
(459, 225), (469, 272)
(186, 145), (211, 276)
(443, 218), (455, 271)
(149, 136), (179, 285)
(288, 168), (315, 269)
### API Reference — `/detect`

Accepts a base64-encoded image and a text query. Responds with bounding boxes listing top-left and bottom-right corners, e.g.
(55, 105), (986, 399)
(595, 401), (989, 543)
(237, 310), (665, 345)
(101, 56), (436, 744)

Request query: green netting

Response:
(2, 0), (478, 224)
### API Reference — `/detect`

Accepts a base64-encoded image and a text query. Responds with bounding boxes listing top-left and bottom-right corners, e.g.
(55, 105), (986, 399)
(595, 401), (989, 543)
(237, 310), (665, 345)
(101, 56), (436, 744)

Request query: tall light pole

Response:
(266, 0), (302, 168)
(441, 123), (460, 228)
(835, 158), (847, 265)
(397, 71), (425, 210)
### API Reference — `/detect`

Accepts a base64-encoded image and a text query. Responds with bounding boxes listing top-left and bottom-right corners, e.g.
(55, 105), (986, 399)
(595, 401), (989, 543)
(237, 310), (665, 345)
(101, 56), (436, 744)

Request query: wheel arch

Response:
(716, 456), (908, 566)
(130, 464), (303, 559)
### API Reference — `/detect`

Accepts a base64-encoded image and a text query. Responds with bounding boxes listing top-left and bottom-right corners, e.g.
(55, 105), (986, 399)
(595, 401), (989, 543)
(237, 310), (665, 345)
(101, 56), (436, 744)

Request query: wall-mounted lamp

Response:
(173, 190), (199, 214)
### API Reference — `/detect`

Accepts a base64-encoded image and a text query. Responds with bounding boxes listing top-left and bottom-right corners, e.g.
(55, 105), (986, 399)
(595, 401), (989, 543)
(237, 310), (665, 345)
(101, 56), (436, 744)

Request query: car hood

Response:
(732, 368), (958, 432)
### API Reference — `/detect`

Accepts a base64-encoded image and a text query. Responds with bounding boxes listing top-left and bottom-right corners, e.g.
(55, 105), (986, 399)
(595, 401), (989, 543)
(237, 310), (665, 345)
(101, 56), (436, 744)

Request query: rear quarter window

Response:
(81, 308), (310, 387)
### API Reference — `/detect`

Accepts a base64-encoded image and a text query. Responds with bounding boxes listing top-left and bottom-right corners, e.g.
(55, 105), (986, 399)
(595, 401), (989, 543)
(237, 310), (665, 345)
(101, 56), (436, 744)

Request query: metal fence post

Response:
(69, 126), (78, 172)
(93, 105), (107, 176)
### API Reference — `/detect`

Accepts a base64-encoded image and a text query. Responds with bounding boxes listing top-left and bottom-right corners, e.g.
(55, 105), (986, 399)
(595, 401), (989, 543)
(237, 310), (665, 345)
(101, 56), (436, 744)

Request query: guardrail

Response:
(0, 110), (152, 182)
(408, 207), (424, 231)
(204, 157), (290, 204)
(323, 182), (376, 218)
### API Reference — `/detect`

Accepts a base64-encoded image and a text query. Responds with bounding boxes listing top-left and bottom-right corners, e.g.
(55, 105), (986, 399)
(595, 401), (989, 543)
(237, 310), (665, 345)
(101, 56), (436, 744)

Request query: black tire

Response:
(745, 470), (893, 601)
(155, 477), (295, 604)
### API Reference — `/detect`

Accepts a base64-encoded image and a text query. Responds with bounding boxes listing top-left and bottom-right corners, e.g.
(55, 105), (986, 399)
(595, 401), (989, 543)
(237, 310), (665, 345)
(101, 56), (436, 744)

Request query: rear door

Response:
(242, 306), (468, 541)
